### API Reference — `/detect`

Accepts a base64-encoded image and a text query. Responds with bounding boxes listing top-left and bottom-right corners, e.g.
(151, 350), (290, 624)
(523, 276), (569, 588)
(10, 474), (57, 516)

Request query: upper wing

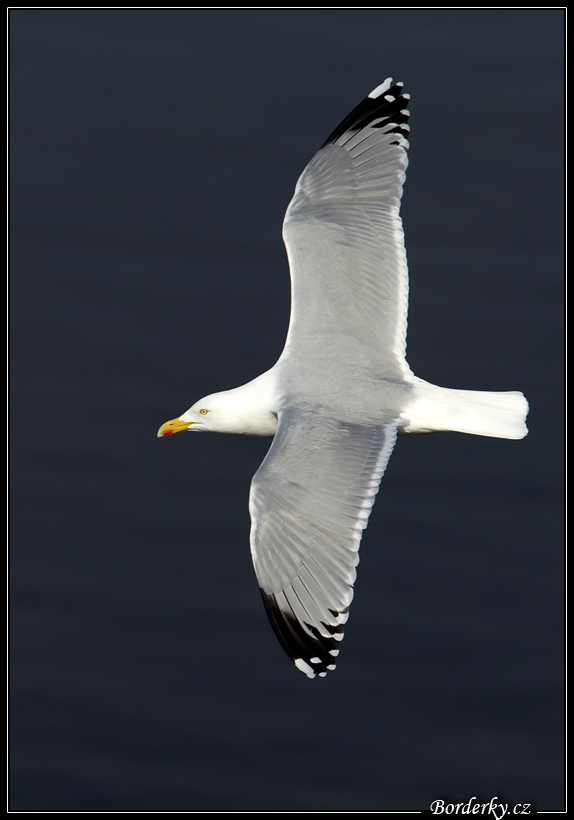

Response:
(281, 79), (412, 379)
(249, 409), (398, 678)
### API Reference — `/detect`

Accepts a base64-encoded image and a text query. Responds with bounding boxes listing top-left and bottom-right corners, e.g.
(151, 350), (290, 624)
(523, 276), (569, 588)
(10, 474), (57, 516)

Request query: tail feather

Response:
(404, 379), (529, 440)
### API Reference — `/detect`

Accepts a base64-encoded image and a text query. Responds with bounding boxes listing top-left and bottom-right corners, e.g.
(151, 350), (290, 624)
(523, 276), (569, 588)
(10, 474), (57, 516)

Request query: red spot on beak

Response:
(162, 430), (174, 436)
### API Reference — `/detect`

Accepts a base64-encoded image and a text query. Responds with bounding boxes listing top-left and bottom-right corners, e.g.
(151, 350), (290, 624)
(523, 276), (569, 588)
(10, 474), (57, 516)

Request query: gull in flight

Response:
(158, 79), (529, 678)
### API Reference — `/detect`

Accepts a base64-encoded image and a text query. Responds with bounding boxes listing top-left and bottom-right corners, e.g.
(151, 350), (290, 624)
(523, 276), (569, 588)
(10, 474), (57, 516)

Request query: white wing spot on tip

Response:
(368, 78), (393, 99)
(295, 658), (316, 678)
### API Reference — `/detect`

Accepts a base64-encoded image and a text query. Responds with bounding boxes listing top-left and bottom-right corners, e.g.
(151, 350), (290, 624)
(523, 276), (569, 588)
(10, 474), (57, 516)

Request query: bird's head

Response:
(157, 400), (214, 437)
(157, 377), (278, 438)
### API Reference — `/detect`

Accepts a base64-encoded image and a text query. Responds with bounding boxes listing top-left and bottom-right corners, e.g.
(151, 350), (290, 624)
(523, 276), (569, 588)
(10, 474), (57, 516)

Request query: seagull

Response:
(158, 79), (529, 679)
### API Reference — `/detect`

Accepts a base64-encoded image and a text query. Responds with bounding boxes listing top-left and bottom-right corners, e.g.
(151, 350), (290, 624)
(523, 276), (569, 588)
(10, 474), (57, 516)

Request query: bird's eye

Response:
(199, 408), (208, 415)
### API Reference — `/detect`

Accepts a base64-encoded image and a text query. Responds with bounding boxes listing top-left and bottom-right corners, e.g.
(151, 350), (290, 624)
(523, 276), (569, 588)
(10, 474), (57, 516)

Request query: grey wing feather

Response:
(249, 409), (398, 678)
(281, 79), (412, 378)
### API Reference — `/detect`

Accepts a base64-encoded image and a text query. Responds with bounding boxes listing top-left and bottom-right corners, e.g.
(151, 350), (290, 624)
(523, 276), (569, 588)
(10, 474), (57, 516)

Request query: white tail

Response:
(404, 379), (529, 440)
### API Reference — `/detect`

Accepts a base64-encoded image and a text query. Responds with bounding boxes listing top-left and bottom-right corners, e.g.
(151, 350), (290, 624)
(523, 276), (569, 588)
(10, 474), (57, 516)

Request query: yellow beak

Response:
(157, 417), (193, 437)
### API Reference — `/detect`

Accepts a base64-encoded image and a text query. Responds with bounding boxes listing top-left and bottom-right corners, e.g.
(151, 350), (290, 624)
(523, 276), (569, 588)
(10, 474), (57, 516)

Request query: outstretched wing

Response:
(249, 409), (398, 678)
(281, 79), (412, 379)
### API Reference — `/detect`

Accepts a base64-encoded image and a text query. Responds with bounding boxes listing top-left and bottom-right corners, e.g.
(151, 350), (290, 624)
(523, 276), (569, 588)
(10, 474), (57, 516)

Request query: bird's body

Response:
(158, 79), (528, 678)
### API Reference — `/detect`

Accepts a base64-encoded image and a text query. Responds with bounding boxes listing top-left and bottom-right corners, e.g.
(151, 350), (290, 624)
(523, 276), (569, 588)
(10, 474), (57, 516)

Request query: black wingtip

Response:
(260, 589), (344, 679)
(321, 79), (410, 149)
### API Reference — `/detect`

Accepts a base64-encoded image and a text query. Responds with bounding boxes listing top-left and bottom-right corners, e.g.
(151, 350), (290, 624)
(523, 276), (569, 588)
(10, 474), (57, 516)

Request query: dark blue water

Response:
(10, 9), (564, 811)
